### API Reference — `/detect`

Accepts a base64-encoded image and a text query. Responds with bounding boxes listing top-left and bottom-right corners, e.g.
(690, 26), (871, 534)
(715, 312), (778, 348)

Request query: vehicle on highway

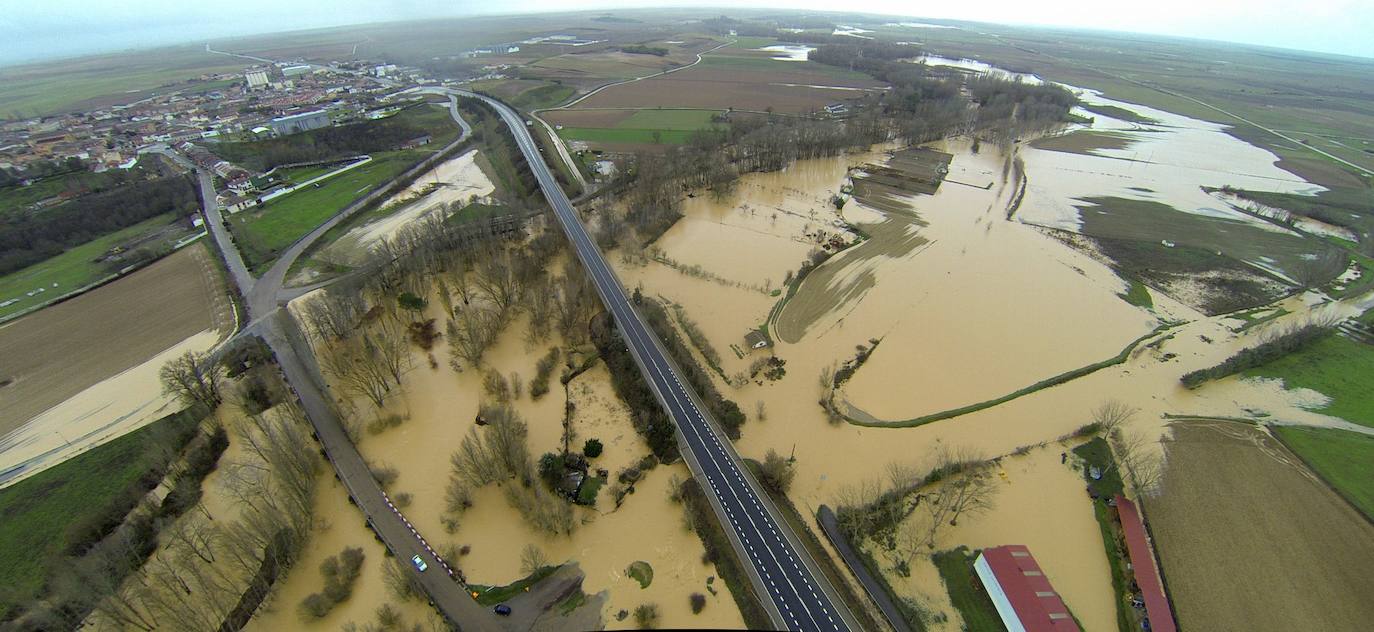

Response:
(494, 604), (512, 616)
(411, 554), (428, 572)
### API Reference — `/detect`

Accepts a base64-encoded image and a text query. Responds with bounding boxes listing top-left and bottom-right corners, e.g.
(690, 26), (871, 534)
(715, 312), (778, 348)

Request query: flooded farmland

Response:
(262, 293), (746, 629)
(609, 62), (1374, 625)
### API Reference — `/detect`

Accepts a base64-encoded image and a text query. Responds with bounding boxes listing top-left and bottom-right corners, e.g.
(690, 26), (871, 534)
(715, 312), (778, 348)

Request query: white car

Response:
(411, 554), (428, 572)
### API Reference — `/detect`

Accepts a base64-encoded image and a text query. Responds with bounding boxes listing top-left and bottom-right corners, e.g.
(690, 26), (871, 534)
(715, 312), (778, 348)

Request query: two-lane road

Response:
(456, 89), (858, 632)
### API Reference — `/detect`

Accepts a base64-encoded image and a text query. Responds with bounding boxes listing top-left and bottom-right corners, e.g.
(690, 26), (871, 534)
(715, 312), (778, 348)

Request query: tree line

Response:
(209, 104), (456, 171)
(1180, 319), (1335, 388)
(0, 174), (198, 276)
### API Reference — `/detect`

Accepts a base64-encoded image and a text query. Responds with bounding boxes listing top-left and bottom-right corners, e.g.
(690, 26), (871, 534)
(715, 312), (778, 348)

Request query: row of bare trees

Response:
(47, 398), (321, 632)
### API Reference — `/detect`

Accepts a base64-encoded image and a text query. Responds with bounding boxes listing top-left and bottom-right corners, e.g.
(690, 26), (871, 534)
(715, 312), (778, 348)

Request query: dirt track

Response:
(1149, 422), (1374, 632)
(0, 244), (231, 433)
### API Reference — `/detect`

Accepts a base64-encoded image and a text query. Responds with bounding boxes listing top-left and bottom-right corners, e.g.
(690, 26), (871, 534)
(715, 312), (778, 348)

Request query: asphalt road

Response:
(169, 118), (500, 628)
(455, 89), (858, 632)
(257, 313), (499, 631)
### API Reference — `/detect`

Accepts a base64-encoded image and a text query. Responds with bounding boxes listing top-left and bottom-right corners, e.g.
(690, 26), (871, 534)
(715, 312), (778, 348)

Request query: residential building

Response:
(268, 110), (330, 136)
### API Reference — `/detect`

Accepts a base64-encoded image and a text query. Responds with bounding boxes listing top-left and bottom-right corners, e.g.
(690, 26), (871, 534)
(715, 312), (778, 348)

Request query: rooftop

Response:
(1115, 496), (1178, 632)
(976, 545), (1080, 632)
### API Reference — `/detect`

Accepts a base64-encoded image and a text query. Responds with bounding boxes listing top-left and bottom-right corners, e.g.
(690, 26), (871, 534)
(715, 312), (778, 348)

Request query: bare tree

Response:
(1292, 246), (1349, 290)
(381, 557), (424, 602)
(473, 244), (521, 315)
(369, 315), (413, 386)
(1091, 400), (1137, 436)
(446, 305), (502, 368)
(1110, 429), (1165, 499)
(450, 404), (531, 487)
(160, 350), (225, 409)
(302, 284), (366, 341)
(321, 337), (395, 408)
(520, 544), (548, 575)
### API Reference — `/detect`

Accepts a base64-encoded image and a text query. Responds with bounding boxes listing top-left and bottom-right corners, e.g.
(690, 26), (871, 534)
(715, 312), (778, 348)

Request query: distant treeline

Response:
(210, 105), (452, 171)
(0, 174), (197, 276)
(1180, 322), (1333, 388)
(620, 45), (669, 57)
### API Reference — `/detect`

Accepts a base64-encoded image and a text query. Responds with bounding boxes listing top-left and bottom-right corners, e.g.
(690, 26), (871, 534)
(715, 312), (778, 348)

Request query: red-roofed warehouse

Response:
(974, 545), (1081, 632)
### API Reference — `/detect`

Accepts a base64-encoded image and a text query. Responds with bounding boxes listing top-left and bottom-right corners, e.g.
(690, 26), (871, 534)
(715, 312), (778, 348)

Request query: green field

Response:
(931, 547), (1004, 631)
(0, 214), (180, 320)
(0, 47), (247, 118)
(0, 170), (131, 216)
(231, 151), (425, 271)
(558, 127), (703, 145)
(1244, 334), (1374, 428)
(512, 83), (576, 110)
(0, 408), (199, 618)
(1275, 426), (1374, 520)
(617, 109), (723, 130)
(558, 110), (723, 145)
(728, 36), (781, 49)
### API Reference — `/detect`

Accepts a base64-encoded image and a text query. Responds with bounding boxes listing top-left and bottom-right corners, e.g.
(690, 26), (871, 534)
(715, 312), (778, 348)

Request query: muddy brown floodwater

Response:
(891, 444), (1117, 632)
(612, 117), (1374, 625)
(267, 291), (746, 629)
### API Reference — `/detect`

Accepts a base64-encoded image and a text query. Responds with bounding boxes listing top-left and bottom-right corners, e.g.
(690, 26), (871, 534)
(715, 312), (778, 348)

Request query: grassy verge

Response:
(848, 324), (1175, 427)
(0, 214), (181, 320)
(1273, 426), (1374, 521)
(744, 462), (889, 632)
(1237, 333), (1374, 427)
(1118, 277), (1153, 308)
(1072, 438), (1134, 632)
(931, 547), (1002, 632)
(678, 478), (772, 629)
(512, 84), (576, 110)
(468, 565), (558, 605)
(230, 151), (425, 271)
(0, 406), (206, 619)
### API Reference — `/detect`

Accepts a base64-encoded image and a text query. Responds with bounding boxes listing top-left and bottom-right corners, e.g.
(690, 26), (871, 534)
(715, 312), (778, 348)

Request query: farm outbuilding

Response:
(973, 545), (1081, 632)
(1115, 495), (1178, 632)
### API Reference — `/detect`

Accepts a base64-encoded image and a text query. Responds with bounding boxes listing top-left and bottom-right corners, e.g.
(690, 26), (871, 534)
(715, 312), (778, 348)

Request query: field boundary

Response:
(842, 322), (1178, 428)
(1270, 426), (1374, 528)
(0, 229), (210, 326)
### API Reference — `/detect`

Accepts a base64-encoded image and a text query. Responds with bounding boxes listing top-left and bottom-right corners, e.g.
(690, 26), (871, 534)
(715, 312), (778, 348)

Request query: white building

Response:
(245, 70), (270, 89)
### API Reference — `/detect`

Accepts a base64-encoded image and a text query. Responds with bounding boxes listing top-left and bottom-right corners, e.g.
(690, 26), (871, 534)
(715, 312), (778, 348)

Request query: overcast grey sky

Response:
(2, 0), (1371, 65)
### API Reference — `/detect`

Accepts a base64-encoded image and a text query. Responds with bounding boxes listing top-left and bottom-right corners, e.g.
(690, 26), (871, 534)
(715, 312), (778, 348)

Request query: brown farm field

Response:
(542, 109), (636, 128)
(0, 244), (232, 433)
(572, 65), (885, 113)
(1149, 422), (1374, 632)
